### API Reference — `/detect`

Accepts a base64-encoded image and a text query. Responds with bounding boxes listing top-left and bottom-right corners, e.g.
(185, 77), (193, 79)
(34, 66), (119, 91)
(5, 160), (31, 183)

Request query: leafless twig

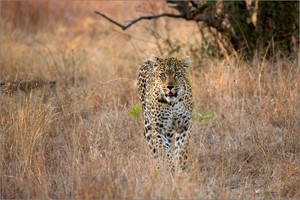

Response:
(95, 11), (184, 30)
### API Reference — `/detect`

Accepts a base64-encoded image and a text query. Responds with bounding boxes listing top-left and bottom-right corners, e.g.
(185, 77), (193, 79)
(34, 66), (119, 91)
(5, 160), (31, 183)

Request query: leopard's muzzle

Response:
(163, 86), (179, 102)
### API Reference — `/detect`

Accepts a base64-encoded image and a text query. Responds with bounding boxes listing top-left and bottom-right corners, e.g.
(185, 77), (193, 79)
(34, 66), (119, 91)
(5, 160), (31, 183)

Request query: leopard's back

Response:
(137, 60), (153, 110)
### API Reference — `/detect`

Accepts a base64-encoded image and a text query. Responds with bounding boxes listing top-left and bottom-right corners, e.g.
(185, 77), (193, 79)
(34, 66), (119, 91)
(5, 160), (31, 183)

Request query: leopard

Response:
(137, 55), (193, 172)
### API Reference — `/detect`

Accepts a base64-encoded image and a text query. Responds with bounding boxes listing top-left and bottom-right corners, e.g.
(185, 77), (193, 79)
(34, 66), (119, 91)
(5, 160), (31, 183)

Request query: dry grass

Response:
(1, 2), (299, 199)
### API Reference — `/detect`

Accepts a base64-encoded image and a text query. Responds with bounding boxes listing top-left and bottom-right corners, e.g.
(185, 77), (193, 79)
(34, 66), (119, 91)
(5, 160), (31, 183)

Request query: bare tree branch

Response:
(95, 11), (184, 30)
(95, 1), (223, 33)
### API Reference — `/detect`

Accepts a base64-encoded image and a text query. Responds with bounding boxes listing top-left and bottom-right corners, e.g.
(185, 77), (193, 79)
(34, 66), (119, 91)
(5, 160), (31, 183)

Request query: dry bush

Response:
(0, 2), (299, 199)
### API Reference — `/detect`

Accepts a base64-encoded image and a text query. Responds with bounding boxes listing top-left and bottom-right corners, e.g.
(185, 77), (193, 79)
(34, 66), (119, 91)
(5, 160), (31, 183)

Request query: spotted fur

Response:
(137, 55), (193, 172)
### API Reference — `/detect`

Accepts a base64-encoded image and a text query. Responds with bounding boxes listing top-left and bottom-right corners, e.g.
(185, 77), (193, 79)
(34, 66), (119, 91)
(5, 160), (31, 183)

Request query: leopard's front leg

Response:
(174, 114), (191, 172)
(150, 112), (175, 172)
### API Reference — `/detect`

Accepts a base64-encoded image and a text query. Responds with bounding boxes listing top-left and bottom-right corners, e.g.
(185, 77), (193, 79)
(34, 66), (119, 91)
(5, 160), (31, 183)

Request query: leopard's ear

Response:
(148, 54), (161, 63)
(182, 56), (191, 69)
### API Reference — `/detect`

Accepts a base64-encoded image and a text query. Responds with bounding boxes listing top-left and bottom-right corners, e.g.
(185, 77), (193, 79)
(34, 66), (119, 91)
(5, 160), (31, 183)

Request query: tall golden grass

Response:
(1, 2), (299, 199)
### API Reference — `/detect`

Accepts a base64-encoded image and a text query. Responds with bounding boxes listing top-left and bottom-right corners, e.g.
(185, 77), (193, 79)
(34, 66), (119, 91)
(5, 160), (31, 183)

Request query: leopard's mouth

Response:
(166, 92), (177, 97)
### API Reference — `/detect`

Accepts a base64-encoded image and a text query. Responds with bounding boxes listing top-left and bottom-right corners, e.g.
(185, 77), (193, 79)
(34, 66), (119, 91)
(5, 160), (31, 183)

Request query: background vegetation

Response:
(1, 1), (299, 199)
(164, 0), (299, 58)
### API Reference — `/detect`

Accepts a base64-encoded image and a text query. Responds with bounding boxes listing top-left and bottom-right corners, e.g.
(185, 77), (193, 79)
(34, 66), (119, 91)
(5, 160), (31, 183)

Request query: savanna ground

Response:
(0, 1), (299, 199)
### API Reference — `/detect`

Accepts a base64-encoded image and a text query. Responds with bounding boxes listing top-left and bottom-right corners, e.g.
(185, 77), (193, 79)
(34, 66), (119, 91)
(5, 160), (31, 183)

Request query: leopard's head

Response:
(149, 55), (191, 103)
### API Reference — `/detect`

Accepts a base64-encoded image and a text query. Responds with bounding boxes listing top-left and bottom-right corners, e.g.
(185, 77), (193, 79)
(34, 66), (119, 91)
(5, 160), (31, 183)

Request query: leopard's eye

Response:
(160, 74), (166, 81)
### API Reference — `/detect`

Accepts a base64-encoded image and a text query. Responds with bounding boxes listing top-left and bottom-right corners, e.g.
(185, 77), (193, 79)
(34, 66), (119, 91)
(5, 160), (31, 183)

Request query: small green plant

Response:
(192, 103), (214, 122)
(128, 105), (142, 124)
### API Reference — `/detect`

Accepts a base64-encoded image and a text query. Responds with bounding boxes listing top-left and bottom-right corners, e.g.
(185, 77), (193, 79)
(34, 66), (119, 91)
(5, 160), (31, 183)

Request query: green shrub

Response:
(192, 103), (214, 122)
(128, 105), (142, 124)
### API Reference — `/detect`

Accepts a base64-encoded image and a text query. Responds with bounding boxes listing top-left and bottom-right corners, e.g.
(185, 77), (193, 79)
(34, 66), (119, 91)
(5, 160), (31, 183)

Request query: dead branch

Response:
(95, 1), (224, 33)
(95, 11), (184, 30)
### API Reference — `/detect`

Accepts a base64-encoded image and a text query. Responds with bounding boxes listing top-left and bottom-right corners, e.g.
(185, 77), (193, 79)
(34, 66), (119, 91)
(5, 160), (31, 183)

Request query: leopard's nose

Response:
(167, 86), (174, 90)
